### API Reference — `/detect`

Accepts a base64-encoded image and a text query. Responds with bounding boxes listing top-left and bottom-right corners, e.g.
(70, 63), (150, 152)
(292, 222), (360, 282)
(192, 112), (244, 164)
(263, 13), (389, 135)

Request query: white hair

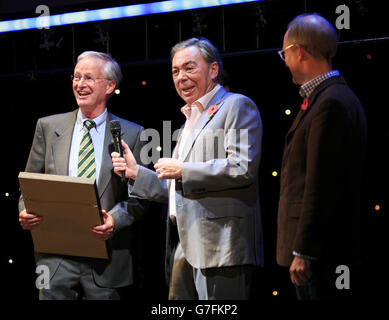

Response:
(77, 51), (122, 88)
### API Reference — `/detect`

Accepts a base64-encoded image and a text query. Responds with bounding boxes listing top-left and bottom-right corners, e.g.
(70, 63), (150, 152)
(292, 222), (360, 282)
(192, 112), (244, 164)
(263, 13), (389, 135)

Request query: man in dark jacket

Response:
(277, 13), (367, 300)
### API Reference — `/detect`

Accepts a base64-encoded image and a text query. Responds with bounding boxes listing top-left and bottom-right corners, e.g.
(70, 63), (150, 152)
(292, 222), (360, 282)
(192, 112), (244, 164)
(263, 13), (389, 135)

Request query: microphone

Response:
(110, 120), (126, 182)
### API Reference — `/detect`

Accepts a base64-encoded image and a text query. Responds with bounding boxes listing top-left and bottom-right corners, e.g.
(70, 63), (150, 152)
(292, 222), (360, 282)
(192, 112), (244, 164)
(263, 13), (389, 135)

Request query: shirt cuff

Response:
(292, 251), (317, 261)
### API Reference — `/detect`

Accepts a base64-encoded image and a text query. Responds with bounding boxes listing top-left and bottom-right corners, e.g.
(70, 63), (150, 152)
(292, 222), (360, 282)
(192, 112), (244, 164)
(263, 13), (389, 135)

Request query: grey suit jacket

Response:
(19, 109), (146, 288)
(130, 87), (264, 269)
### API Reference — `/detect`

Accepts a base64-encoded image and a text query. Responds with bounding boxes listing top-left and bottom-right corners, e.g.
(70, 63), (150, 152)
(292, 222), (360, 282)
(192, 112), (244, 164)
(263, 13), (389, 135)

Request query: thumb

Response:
(101, 209), (108, 221)
(121, 139), (136, 163)
(121, 139), (130, 155)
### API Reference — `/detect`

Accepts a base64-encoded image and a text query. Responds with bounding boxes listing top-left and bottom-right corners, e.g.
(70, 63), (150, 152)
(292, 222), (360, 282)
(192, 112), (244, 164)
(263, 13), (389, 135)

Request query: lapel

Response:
(285, 108), (306, 144)
(52, 110), (78, 175)
(179, 86), (228, 162)
(285, 76), (345, 144)
(96, 112), (122, 198)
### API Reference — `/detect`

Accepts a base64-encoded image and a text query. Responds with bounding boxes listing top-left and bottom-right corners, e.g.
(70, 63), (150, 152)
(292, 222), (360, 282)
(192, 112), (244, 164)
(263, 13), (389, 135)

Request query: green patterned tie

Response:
(78, 120), (96, 179)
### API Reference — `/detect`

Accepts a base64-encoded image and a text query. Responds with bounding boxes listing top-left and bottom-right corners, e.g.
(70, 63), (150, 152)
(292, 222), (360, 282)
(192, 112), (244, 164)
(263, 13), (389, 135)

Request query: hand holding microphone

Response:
(110, 120), (126, 182)
(110, 120), (139, 181)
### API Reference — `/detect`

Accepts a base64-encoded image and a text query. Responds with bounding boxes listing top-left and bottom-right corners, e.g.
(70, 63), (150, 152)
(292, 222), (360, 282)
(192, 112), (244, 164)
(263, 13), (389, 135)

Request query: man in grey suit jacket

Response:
(19, 51), (146, 299)
(112, 38), (264, 299)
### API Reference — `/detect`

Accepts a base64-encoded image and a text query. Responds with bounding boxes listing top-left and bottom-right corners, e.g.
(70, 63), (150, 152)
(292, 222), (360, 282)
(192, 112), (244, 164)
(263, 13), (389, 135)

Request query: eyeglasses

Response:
(70, 74), (109, 85)
(278, 43), (296, 61)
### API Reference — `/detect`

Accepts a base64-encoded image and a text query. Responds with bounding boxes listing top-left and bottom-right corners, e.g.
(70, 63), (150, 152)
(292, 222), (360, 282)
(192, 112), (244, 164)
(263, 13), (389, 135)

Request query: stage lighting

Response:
(0, 0), (261, 33)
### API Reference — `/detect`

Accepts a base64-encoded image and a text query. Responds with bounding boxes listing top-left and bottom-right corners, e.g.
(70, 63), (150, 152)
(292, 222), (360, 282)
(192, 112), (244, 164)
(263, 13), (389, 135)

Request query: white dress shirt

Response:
(169, 84), (221, 218)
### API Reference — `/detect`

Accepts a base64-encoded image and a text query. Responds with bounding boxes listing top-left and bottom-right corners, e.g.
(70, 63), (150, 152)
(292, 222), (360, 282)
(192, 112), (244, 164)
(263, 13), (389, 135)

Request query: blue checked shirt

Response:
(299, 70), (340, 99)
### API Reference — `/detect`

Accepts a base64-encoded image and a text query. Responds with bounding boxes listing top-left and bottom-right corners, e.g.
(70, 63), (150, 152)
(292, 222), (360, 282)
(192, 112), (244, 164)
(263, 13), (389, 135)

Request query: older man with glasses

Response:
(19, 51), (147, 300)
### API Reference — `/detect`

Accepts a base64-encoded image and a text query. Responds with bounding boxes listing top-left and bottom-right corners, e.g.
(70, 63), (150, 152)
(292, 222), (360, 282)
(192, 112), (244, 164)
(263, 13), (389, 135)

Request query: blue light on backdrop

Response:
(0, 0), (260, 33)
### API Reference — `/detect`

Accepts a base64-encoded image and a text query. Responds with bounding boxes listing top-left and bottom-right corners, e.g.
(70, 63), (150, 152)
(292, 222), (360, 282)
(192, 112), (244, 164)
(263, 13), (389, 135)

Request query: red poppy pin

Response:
(301, 98), (309, 110)
(208, 104), (218, 119)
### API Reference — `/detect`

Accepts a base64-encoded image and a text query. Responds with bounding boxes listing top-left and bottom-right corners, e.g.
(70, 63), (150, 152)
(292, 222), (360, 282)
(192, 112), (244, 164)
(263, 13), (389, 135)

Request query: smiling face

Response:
(171, 45), (219, 106)
(72, 57), (115, 116)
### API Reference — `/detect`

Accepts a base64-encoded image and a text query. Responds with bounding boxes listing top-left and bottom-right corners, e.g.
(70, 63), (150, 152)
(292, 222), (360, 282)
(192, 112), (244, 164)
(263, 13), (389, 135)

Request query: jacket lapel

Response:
(179, 86), (228, 162)
(285, 76), (345, 144)
(51, 110), (116, 198)
(285, 108), (306, 143)
(52, 110), (77, 175)
(97, 112), (119, 198)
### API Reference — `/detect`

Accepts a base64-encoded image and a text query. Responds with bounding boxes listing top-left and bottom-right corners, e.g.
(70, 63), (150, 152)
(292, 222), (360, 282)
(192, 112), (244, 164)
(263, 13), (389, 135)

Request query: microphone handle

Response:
(113, 135), (126, 182)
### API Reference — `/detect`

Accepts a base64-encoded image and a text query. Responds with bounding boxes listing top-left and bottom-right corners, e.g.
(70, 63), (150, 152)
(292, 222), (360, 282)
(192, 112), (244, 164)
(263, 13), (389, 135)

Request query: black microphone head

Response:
(110, 120), (121, 137)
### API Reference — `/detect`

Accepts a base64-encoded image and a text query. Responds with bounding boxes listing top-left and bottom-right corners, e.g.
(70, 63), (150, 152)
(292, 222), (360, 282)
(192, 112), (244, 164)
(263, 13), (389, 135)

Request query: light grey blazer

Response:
(19, 109), (146, 288)
(130, 87), (264, 269)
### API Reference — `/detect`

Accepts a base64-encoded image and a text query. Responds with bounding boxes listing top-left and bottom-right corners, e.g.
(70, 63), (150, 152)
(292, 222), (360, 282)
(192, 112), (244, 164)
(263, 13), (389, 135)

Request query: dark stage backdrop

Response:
(0, 0), (387, 301)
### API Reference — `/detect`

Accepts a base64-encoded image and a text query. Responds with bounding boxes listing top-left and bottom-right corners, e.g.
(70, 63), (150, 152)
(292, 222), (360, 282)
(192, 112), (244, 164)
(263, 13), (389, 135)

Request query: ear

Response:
(297, 45), (309, 62)
(209, 61), (219, 81)
(106, 80), (116, 95)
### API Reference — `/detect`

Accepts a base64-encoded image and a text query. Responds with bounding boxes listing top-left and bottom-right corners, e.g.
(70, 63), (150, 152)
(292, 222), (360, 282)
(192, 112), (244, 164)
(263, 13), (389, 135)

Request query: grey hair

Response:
(77, 51), (122, 88)
(286, 13), (338, 63)
(170, 37), (223, 81)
